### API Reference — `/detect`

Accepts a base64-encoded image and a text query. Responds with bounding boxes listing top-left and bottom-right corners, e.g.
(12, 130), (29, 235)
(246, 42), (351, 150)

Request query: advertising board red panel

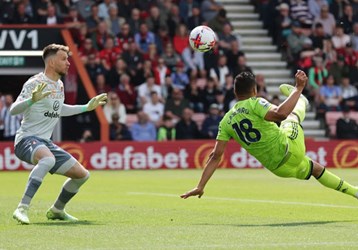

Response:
(0, 140), (357, 171)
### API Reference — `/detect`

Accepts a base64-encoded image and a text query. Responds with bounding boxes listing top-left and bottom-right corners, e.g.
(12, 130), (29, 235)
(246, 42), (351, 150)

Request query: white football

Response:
(189, 25), (217, 52)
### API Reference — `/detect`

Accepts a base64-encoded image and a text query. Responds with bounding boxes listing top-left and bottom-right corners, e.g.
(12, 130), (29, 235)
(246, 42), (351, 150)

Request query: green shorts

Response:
(271, 120), (313, 180)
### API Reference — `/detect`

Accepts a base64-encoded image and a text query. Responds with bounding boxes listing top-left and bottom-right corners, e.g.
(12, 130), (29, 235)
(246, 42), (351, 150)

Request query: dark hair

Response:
(234, 72), (256, 96)
(42, 44), (70, 62)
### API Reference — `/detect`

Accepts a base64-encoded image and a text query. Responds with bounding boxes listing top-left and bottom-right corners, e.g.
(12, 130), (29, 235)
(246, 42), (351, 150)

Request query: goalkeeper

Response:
(11, 44), (107, 224)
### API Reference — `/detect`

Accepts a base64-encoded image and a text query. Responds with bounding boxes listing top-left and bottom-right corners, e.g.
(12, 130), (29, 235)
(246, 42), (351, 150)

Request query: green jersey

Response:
(217, 97), (288, 170)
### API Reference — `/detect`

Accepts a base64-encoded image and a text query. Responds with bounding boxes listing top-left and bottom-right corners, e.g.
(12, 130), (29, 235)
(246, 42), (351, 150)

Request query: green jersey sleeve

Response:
(252, 97), (272, 119)
(216, 119), (231, 141)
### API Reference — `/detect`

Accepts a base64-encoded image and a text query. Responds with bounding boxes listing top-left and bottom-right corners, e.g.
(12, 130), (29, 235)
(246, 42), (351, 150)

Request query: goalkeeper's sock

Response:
(316, 168), (358, 198)
(20, 157), (55, 206)
(53, 171), (90, 210)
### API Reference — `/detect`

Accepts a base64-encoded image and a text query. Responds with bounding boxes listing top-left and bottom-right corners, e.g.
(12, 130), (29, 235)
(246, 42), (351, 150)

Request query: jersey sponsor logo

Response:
(44, 111), (60, 118)
(53, 101), (60, 111)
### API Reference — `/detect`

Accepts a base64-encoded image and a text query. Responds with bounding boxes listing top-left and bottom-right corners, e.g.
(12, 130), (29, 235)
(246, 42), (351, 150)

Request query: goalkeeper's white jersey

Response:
(14, 72), (65, 145)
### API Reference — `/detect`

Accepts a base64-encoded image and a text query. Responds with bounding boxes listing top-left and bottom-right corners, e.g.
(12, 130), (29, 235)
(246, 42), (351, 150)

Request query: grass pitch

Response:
(1, 169), (358, 249)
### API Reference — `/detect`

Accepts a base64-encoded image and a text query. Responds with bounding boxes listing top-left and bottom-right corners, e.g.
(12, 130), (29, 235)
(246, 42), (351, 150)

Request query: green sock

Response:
(316, 168), (358, 198)
(292, 98), (306, 123)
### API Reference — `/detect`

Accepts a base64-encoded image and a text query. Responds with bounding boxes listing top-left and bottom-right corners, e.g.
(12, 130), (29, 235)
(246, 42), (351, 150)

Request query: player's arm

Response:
(264, 70), (307, 122)
(10, 83), (51, 115)
(61, 93), (107, 117)
(181, 140), (228, 199)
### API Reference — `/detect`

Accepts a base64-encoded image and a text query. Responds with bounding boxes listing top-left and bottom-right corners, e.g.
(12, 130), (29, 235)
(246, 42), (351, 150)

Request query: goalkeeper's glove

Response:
(31, 83), (52, 103)
(86, 93), (108, 111)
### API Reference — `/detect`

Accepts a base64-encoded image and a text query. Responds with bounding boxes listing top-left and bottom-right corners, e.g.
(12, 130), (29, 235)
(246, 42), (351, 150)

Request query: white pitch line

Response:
(128, 192), (358, 209)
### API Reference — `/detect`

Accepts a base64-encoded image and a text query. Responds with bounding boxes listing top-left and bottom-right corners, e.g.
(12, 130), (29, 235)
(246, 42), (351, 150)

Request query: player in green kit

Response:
(181, 70), (358, 200)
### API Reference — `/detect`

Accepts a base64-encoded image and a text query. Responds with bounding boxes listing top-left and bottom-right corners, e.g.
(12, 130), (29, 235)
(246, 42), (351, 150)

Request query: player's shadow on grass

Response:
(197, 220), (354, 227)
(32, 220), (104, 226)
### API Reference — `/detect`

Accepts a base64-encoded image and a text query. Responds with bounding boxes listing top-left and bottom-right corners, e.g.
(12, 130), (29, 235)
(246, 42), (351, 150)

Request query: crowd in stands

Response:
(0, 0), (357, 140)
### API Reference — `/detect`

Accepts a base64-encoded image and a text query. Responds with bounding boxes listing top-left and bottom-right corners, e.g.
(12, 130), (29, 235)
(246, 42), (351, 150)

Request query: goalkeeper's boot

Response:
(13, 204), (30, 225)
(46, 207), (78, 222)
(279, 84), (309, 107)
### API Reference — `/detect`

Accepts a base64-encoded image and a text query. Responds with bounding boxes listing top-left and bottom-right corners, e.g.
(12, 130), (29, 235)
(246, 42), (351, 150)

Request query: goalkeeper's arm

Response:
(61, 93), (107, 117)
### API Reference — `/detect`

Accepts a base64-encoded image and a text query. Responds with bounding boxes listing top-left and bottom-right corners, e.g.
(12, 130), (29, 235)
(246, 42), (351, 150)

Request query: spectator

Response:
(76, 0), (95, 20)
(209, 54), (230, 89)
(179, 0), (197, 23)
(116, 74), (137, 113)
(162, 43), (181, 72)
(137, 75), (162, 108)
(201, 103), (222, 139)
(187, 4), (204, 31)
(350, 60), (358, 87)
(107, 58), (129, 89)
(103, 91), (127, 124)
(121, 42), (143, 84)
(98, 0), (112, 19)
(85, 53), (106, 84)
(153, 57), (171, 87)
(184, 77), (205, 112)
(338, 4), (358, 34)
(92, 21), (112, 50)
(146, 5), (167, 34)
(130, 111), (157, 141)
(218, 23), (237, 53)
(164, 88), (190, 121)
(55, 0), (71, 19)
(144, 43), (160, 66)
(290, 0), (314, 28)
(343, 42), (358, 67)
(79, 129), (94, 143)
(201, 0), (223, 22)
(329, 54), (350, 85)
(307, 56), (328, 102)
(308, 0), (329, 18)
(208, 8), (230, 33)
(331, 24), (351, 53)
(34, 0), (49, 23)
(42, 4), (63, 25)
(225, 40), (244, 73)
(86, 4), (103, 33)
(133, 60), (154, 87)
(173, 24), (189, 55)
(99, 37), (121, 71)
(12, 2), (33, 24)
(134, 23), (156, 55)
(223, 74), (235, 111)
(256, 74), (269, 99)
(341, 75), (358, 110)
(310, 23), (329, 51)
(336, 107), (358, 139)
(156, 26), (171, 54)
(143, 91), (164, 126)
(313, 4), (336, 36)
(127, 8), (141, 35)
(273, 3), (292, 46)
(167, 4), (182, 38)
(171, 61), (190, 90)
(202, 77), (221, 110)
(182, 45), (206, 78)
(287, 21), (308, 64)
(232, 54), (253, 77)
(329, 0), (346, 20)
(109, 113), (132, 141)
(0, 94), (21, 141)
(78, 37), (99, 65)
(105, 4), (125, 36)
(117, 23), (135, 51)
(351, 23), (358, 52)
(157, 115), (176, 141)
(322, 38), (337, 68)
(318, 74), (342, 114)
(117, 0), (136, 21)
(63, 6), (85, 45)
(175, 108), (201, 139)
(94, 73), (111, 94)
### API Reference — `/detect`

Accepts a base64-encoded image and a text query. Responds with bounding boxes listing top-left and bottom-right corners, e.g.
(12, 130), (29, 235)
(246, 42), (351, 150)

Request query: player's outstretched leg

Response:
(312, 161), (358, 198)
(13, 156), (56, 224)
(279, 84), (309, 123)
(47, 168), (89, 222)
